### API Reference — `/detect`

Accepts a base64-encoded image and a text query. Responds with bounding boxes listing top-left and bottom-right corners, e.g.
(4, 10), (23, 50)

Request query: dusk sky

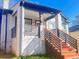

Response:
(0, 0), (79, 26)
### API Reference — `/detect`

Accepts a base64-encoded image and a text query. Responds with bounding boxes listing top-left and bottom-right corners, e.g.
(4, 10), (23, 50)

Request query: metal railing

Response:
(58, 29), (78, 52)
(45, 28), (78, 55)
(45, 29), (62, 54)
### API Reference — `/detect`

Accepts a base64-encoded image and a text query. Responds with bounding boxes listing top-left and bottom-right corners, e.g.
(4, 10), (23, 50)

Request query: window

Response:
(47, 19), (56, 30)
(11, 16), (17, 38)
(24, 18), (32, 32)
(25, 18), (32, 25)
(61, 16), (67, 32)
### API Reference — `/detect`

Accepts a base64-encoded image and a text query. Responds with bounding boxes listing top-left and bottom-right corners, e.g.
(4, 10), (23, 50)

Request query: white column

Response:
(57, 13), (63, 30)
(40, 13), (45, 54)
(21, 6), (25, 55)
(16, 7), (22, 56)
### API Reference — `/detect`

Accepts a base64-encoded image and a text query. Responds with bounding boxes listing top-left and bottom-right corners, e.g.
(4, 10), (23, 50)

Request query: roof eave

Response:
(20, 1), (61, 14)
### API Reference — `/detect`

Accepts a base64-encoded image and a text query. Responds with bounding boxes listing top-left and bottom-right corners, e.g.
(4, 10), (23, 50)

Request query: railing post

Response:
(60, 39), (62, 55)
(76, 40), (78, 53)
(64, 33), (67, 44)
(57, 28), (60, 37)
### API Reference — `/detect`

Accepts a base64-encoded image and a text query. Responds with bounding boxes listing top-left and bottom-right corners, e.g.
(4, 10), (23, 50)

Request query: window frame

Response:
(24, 18), (32, 25)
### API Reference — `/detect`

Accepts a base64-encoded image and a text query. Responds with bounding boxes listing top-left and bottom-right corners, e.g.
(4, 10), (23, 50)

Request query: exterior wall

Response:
(1, 14), (15, 54)
(1, 15), (6, 51)
(11, 7), (22, 56)
(6, 15), (14, 53)
(10, 2), (22, 56)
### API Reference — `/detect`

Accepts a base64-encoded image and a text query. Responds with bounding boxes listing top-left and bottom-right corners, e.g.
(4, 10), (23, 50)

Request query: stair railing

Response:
(58, 29), (78, 52)
(45, 29), (63, 54)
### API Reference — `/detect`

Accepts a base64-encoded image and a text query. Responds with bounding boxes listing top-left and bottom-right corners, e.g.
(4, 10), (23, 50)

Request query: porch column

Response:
(19, 6), (25, 56)
(55, 13), (63, 36)
(55, 14), (59, 36)
(39, 12), (45, 54)
(16, 6), (25, 56)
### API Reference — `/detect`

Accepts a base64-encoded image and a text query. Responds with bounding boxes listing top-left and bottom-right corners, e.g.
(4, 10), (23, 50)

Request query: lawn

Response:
(0, 53), (59, 59)
(25, 55), (59, 59)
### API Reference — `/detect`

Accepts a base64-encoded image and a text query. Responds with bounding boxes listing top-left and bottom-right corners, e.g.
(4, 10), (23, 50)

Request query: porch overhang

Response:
(20, 1), (61, 14)
(0, 9), (13, 15)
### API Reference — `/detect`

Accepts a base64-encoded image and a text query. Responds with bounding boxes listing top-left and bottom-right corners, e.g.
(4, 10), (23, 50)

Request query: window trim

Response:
(24, 18), (32, 25)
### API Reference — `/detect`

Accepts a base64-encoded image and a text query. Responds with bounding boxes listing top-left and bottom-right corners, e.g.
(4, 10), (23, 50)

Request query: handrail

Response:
(58, 29), (78, 52)
(45, 28), (78, 55)
(45, 29), (62, 54)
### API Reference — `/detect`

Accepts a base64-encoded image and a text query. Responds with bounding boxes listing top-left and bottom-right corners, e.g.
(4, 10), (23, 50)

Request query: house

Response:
(0, 0), (79, 59)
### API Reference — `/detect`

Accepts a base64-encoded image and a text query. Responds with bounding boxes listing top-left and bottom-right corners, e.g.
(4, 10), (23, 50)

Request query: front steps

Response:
(62, 42), (79, 59)
(45, 29), (79, 59)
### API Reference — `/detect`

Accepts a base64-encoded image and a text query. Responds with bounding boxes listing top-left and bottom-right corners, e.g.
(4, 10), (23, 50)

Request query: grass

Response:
(25, 55), (59, 59)
(0, 54), (59, 59)
(0, 55), (59, 59)
(0, 51), (59, 59)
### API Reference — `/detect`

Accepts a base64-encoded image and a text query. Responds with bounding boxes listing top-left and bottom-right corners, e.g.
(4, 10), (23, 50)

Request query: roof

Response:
(20, 1), (61, 14)
(69, 25), (79, 32)
(0, 9), (13, 14)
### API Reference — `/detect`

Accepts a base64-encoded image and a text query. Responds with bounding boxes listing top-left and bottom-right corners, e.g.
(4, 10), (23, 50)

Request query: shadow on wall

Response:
(22, 35), (42, 56)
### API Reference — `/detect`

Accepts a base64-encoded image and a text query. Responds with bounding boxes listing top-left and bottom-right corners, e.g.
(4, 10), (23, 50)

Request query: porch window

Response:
(24, 18), (32, 32)
(61, 16), (67, 32)
(47, 19), (56, 30)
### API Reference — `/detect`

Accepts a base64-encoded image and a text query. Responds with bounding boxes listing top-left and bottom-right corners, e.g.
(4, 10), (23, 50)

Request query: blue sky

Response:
(0, 0), (79, 26)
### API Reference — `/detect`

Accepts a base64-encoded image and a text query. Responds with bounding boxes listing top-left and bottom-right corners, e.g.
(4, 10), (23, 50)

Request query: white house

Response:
(0, 0), (71, 57)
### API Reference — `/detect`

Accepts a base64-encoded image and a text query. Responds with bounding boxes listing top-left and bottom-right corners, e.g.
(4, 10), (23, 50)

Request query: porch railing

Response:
(45, 28), (78, 55)
(58, 29), (78, 52)
(45, 29), (62, 54)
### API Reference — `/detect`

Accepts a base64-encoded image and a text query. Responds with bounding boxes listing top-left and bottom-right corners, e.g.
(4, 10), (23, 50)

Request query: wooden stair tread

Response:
(61, 42), (79, 58)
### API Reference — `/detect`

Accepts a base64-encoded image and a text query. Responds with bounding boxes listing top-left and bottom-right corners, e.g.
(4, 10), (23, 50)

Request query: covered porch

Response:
(20, 1), (61, 55)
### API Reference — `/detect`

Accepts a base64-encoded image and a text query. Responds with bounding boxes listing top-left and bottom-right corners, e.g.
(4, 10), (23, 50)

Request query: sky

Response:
(0, 0), (79, 27)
